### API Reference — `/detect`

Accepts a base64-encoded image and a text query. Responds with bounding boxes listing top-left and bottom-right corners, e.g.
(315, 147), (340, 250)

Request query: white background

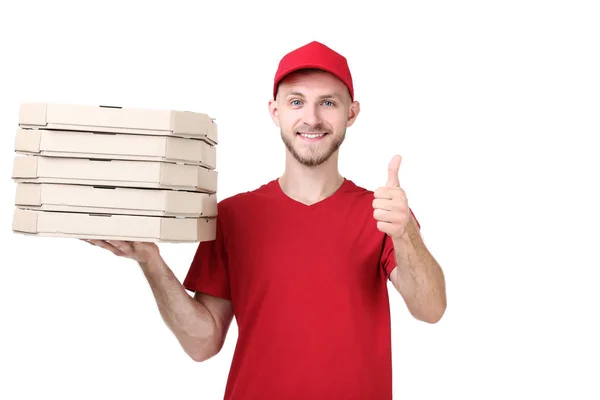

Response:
(1, 0), (599, 399)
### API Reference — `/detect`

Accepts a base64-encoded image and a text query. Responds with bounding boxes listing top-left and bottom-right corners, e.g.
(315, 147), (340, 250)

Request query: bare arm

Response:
(85, 240), (233, 361)
(140, 255), (234, 361)
(388, 215), (447, 324)
(372, 155), (446, 324)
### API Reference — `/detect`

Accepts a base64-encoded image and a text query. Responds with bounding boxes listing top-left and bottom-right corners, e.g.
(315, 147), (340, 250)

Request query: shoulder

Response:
(215, 179), (279, 217)
(341, 178), (376, 204)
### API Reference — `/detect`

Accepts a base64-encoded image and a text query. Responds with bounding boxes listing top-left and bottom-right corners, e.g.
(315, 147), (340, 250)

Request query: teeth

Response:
(300, 133), (325, 139)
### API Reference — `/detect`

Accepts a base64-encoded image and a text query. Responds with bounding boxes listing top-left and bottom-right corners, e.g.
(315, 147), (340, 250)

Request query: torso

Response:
(217, 178), (395, 399)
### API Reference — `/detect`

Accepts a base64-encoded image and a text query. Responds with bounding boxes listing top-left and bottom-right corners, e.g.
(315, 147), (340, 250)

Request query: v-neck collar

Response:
(270, 177), (351, 209)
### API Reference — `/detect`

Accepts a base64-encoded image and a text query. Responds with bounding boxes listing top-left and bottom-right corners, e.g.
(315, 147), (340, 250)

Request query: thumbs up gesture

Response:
(373, 155), (410, 239)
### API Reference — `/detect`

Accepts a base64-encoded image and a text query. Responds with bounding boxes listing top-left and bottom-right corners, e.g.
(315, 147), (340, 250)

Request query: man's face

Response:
(269, 70), (360, 167)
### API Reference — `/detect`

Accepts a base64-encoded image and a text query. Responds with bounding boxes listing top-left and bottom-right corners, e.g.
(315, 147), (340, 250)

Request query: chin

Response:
(295, 155), (330, 167)
(281, 129), (345, 167)
(290, 144), (339, 167)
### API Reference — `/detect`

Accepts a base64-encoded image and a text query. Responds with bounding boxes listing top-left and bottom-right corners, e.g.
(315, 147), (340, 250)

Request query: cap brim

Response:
(273, 63), (351, 98)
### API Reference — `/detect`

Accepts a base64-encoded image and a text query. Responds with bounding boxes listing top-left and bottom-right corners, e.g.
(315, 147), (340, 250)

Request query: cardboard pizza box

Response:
(12, 155), (217, 193)
(18, 102), (218, 145)
(12, 208), (216, 243)
(15, 182), (217, 218)
(15, 127), (216, 169)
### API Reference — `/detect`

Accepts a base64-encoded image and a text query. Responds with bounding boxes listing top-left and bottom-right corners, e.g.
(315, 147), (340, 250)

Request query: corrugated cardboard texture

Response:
(12, 208), (216, 243)
(15, 128), (217, 169)
(18, 103), (218, 145)
(12, 155), (217, 193)
(15, 183), (218, 217)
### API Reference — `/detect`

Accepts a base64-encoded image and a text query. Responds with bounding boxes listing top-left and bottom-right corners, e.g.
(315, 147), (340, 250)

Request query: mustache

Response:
(294, 124), (329, 134)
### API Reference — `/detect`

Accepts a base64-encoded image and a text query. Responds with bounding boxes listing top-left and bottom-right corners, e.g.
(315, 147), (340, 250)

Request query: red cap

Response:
(273, 41), (354, 101)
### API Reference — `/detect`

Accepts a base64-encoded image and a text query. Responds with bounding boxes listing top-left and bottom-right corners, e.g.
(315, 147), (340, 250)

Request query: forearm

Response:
(391, 217), (447, 323)
(139, 255), (217, 360)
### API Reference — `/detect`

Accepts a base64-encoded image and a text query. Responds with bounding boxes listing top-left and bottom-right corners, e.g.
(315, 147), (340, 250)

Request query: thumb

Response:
(386, 155), (402, 187)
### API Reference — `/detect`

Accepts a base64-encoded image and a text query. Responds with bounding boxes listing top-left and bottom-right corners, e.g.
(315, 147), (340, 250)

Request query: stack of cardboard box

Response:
(11, 102), (218, 243)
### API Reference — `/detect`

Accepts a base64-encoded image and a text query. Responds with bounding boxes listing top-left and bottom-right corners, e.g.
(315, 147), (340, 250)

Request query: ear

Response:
(346, 100), (360, 127)
(268, 99), (280, 127)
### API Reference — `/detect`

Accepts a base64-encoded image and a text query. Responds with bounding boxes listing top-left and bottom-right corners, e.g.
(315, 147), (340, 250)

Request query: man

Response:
(86, 41), (446, 399)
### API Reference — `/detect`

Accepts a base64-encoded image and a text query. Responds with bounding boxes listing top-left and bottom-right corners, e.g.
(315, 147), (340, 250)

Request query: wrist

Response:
(391, 231), (410, 247)
(392, 216), (419, 245)
(139, 253), (165, 272)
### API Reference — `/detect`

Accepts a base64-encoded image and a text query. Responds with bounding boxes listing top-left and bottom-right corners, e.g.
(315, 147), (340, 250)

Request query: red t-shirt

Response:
(183, 178), (419, 399)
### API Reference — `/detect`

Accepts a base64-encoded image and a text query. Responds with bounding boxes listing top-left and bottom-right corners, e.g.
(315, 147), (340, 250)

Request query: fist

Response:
(373, 155), (410, 239)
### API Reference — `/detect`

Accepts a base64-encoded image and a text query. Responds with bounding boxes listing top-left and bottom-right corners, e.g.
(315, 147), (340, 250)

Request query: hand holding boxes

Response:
(11, 103), (219, 243)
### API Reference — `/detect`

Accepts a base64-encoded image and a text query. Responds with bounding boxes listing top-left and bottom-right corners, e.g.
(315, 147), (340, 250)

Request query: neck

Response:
(278, 151), (344, 205)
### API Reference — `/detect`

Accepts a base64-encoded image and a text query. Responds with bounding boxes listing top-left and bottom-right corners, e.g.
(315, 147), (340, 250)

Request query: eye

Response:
(322, 100), (335, 107)
(290, 99), (302, 106)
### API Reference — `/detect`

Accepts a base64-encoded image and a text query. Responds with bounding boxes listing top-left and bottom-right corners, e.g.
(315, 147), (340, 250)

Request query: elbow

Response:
(189, 347), (217, 362)
(187, 339), (222, 362)
(183, 328), (223, 362)
(413, 298), (447, 324)
(422, 301), (447, 324)
(421, 309), (445, 324)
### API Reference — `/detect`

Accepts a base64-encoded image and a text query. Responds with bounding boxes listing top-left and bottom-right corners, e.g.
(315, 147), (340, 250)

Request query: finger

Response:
(88, 240), (126, 256)
(373, 209), (404, 224)
(386, 155), (402, 188)
(86, 239), (108, 247)
(107, 240), (130, 248)
(107, 240), (134, 254)
(374, 186), (406, 202)
(372, 198), (397, 211)
(376, 221), (393, 235)
(106, 240), (129, 245)
(374, 186), (394, 200)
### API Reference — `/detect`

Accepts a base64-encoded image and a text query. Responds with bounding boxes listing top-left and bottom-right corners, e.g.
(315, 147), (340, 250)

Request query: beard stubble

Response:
(280, 128), (346, 167)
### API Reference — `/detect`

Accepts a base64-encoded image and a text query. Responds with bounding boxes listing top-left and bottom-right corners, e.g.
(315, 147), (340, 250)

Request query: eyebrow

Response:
(284, 91), (342, 100)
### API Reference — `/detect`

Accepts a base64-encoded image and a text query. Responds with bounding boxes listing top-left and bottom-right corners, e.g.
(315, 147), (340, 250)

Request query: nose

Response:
(302, 103), (322, 128)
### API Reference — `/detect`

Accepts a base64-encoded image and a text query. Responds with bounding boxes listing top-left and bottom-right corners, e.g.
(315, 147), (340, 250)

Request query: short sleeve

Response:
(380, 207), (420, 278)
(183, 215), (231, 300)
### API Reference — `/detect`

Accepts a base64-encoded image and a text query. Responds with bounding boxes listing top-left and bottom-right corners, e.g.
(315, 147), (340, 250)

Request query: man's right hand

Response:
(81, 238), (232, 361)
(82, 239), (160, 265)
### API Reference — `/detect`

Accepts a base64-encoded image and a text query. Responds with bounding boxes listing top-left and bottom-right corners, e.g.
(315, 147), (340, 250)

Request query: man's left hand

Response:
(373, 155), (410, 240)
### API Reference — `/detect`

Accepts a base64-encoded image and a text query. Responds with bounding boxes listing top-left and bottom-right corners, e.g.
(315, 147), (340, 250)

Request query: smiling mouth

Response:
(297, 132), (327, 139)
